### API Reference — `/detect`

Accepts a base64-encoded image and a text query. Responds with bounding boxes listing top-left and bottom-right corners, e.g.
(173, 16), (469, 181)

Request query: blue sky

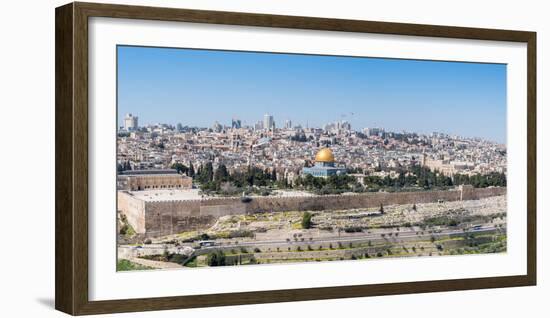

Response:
(118, 45), (507, 143)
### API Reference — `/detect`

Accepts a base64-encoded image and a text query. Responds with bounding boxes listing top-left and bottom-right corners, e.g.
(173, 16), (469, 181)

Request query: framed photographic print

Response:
(55, 2), (536, 315)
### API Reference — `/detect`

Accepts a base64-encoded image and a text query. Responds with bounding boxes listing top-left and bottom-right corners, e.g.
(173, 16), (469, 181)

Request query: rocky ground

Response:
(202, 195), (506, 242)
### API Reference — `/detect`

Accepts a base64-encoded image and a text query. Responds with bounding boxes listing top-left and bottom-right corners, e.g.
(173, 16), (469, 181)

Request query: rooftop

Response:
(303, 165), (346, 171)
(122, 188), (318, 202)
(126, 189), (202, 202)
(120, 169), (178, 176)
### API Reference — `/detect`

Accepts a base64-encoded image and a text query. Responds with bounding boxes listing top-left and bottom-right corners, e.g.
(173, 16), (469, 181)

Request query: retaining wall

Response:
(119, 186), (506, 238)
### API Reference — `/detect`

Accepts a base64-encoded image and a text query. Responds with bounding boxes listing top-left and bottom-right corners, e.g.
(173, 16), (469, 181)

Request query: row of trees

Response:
(293, 174), (362, 194)
(191, 163), (291, 194)
(171, 160), (506, 195)
(453, 172), (506, 188)
(117, 160), (132, 173)
(411, 165), (453, 189)
(351, 166), (506, 190)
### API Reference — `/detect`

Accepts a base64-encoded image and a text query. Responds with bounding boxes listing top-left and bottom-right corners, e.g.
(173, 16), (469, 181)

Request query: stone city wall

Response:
(120, 186), (506, 237)
(243, 186), (505, 214)
(117, 191), (146, 233)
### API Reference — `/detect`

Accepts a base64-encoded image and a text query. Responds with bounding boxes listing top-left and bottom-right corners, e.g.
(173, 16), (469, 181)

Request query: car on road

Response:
(198, 240), (216, 247)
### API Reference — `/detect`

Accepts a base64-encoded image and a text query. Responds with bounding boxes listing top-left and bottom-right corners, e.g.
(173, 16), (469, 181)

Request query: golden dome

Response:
(315, 147), (335, 163)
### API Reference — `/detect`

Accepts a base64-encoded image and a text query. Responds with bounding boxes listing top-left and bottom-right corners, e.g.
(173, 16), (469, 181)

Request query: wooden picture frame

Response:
(55, 2), (536, 315)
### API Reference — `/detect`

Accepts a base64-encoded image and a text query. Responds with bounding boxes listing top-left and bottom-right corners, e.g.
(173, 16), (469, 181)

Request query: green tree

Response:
(301, 212), (313, 229)
(188, 163), (195, 178)
(171, 162), (188, 175)
(198, 162), (214, 183)
(207, 250), (226, 266)
(214, 164), (229, 182)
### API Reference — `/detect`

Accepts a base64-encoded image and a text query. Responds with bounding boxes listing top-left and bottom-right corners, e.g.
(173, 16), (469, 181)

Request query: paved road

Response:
(119, 225), (503, 256)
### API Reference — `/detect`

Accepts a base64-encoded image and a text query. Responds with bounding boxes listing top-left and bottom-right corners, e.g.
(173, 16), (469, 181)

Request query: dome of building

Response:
(315, 147), (335, 163)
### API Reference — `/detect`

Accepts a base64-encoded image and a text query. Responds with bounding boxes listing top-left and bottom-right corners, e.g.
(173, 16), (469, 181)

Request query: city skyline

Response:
(120, 112), (502, 144)
(118, 45), (507, 143)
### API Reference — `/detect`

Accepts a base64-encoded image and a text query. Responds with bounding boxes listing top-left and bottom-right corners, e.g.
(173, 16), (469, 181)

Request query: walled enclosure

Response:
(118, 186), (506, 238)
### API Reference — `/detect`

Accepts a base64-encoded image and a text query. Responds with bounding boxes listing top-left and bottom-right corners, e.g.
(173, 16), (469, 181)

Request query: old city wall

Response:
(244, 186), (505, 213)
(244, 191), (457, 213)
(134, 186), (506, 237)
(142, 198), (248, 237)
(117, 191), (146, 233)
(459, 186), (505, 200)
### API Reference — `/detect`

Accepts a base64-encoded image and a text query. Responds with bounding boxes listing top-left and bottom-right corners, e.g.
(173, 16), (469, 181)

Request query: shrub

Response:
(119, 224), (128, 235)
(344, 226), (363, 233)
(241, 197), (252, 203)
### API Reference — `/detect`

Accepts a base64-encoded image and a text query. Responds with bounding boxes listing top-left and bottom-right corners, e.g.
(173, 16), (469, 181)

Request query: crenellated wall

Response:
(118, 186), (506, 238)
